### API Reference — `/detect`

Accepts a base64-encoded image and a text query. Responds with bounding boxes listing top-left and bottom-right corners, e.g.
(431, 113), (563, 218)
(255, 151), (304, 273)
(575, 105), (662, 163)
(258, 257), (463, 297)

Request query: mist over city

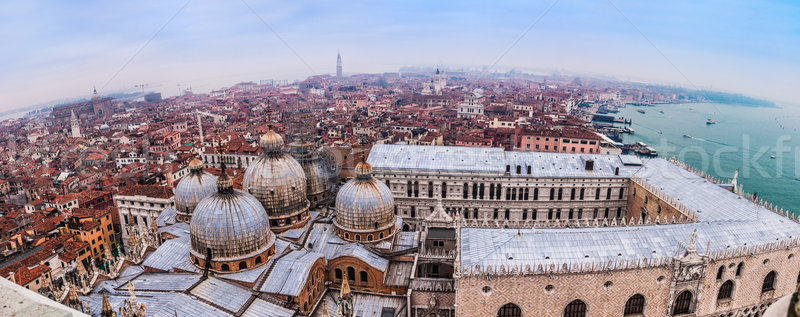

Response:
(1, 1), (799, 317)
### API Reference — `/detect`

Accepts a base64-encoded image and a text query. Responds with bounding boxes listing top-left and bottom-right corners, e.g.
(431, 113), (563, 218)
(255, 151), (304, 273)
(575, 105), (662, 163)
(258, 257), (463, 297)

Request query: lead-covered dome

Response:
(175, 158), (217, 222)
(334, 161), (396, 242)
(190, 168), (275, 272)
(243, 126), (310, 232)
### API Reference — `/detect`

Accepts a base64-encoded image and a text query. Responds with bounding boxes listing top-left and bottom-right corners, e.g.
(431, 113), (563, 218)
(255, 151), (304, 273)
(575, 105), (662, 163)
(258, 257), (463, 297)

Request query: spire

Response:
(340, 276), (351, 297)
(101, 292), (116, 317)
(216, 157), (234, 193)
(336, 50), (343, 78)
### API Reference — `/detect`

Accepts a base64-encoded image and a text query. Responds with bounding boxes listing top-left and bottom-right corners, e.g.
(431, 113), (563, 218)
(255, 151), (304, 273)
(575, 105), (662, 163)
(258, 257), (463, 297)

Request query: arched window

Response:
(441, 182), (447, 198)
(497, 303), (522, 317)
(735, 262), (743, 276)
(221, 264), (230, 271)
(762, 271), (776, 292)
(367, 235), (373, 241)
(255, 256), (262, 264)
(360, 271), (368, 284)
(355, 234), (361, 241)
(564, 299), (587, 317)
(334, 268), (342, 281)
(402, 224), (410, 231)
(716, 266), (725, 280)
(347, 267), (355, 281)
(672, 291), (693, 315)
(516, 165), (521, 174)
(624, 294), (645, 316)
(718, 280), (734, 300)
(239, 261), (247, 270)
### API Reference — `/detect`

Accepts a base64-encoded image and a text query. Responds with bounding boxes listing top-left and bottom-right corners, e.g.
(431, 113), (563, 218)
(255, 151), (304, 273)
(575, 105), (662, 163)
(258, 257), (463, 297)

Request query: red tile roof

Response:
(116, 185), (173, 199)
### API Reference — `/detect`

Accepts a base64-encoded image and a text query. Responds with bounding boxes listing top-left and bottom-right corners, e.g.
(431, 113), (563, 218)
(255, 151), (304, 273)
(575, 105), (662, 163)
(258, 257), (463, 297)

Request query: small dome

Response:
(259, 127), (284, 154)
(334, 164), (396, 241)
(99, 124), (110, 130)
(354, 161), (372, 179)
(188, 157), (203, 169)
(174, 162), (217, 220)
(190, 170), (275, 268)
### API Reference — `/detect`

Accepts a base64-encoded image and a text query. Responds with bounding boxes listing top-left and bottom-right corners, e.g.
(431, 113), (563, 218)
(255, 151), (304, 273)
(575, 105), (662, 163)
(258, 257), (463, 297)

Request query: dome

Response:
(99, 124), (110, 130)
(174, 159), (217, 222)
(288, 146), (336, 208)
(190, 169), (275, 272)
(334, 161), (396, 242)
(243, 127), (310, 232)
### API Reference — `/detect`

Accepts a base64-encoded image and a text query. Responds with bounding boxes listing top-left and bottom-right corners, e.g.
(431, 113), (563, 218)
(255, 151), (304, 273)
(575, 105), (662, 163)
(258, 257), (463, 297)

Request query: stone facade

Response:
(453, 246), (800, 317)
(115, 192), (174, 250)
(374, 172), (630, 231)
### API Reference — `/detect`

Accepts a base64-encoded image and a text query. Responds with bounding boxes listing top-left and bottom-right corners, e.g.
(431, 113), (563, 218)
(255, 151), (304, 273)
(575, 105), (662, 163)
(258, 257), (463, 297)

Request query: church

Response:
(66, 133), (800, 316)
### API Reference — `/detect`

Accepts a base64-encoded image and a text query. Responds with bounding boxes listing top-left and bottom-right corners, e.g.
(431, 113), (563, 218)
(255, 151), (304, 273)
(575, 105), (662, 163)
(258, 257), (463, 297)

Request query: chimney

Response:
(584, 159), (594, 171)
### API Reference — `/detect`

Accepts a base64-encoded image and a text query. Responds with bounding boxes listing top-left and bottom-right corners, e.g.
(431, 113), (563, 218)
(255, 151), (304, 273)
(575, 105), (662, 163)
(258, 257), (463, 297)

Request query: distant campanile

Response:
(336, 51), (343, 78)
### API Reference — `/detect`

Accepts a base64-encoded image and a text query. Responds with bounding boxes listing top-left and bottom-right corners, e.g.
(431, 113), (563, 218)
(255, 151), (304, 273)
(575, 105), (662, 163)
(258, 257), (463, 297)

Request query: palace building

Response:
(367, 144), (800, 317)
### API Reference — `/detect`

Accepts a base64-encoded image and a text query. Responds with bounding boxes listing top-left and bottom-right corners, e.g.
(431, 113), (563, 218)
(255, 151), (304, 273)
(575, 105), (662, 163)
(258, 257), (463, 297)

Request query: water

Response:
(615, 102), (800, 216)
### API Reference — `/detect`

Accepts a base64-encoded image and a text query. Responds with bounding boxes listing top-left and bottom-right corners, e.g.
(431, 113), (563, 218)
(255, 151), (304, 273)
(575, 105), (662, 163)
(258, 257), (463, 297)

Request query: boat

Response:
(770, 155), (776, 159)
(637, 109), (646, 114)
(683, 134), (692, 138)
(657, 130), (663, 134)
(659, 110), (665, 114)
(706, 118), (716, 125)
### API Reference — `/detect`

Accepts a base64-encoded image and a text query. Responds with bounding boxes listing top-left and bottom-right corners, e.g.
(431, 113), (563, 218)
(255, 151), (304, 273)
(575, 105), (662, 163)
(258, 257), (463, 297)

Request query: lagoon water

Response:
(616, 102), (800, 216)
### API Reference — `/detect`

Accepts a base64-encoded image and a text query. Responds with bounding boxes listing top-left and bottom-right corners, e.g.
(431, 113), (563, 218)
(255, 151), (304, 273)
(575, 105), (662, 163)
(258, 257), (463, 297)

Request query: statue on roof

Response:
(337, 277), (353, 317)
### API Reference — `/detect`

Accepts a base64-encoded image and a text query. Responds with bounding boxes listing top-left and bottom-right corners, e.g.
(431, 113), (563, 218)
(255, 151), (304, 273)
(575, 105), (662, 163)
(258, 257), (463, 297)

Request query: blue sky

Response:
(1, 0), (798, 110)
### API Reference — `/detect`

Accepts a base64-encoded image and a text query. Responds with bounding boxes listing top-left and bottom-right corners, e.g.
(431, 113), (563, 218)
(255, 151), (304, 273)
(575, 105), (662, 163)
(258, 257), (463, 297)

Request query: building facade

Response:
(369, 145), (639, 231)
(114, 185), (174, 249)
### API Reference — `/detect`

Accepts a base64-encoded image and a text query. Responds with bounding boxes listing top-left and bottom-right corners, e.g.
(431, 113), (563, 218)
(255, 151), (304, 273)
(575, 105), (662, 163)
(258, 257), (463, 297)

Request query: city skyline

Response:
(1, 0), (799, 111)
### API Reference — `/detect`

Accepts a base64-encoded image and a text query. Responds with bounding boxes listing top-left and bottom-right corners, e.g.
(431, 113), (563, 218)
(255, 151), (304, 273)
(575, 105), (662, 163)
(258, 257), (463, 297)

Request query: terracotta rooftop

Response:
(14, 264), (50, 286)
(116, 185), (173, 199)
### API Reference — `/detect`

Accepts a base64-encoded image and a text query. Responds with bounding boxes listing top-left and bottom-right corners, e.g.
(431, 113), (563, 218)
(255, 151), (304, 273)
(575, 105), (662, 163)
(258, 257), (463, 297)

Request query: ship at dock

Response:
(620, 142), (657, 157)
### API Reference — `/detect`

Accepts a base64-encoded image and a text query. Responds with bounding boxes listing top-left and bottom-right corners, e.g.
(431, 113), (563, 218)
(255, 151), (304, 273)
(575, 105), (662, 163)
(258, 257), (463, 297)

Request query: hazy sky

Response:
(1, 0), (798, 110)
